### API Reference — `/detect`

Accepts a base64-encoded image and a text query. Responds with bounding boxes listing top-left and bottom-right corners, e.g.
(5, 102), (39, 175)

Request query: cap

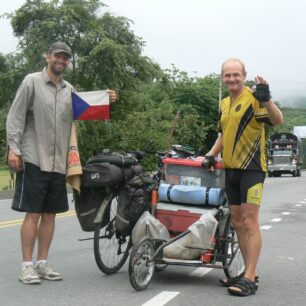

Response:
(48, 41), (72, 58)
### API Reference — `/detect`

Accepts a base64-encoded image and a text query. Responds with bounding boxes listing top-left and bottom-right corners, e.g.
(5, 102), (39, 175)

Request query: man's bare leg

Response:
(21, 213), (41, 261)
(37, 213), (56, 260)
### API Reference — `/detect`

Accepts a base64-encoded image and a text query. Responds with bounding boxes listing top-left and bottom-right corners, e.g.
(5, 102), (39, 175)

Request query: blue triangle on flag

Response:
(72, 92), (90, 120)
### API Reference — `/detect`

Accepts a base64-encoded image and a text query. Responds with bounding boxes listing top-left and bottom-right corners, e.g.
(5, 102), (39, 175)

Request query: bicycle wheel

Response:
(129, 237), (155, 291)
(94, 196), (131, 274)
(222, 216), (245, 279)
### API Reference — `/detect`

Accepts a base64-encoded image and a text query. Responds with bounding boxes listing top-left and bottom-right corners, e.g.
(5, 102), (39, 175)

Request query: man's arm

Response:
(265, 100), (283, 125)
(207, 134), (223, 157)
(202, 134), (223, 169)
(6, 76), (33, 171)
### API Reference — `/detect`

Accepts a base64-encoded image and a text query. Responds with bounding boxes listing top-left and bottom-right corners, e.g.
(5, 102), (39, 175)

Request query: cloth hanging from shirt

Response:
(66, 122), (82, 192)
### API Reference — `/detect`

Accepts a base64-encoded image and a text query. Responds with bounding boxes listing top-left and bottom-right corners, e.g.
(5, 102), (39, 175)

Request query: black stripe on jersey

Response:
(241, 133), (261, 169)
(256, 116), (272, 124)
(246, 142), (262, 170)
(231, 104), (254, 158)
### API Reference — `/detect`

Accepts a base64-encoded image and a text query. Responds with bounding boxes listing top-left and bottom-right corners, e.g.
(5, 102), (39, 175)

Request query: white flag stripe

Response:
(76, 90), (109, 106)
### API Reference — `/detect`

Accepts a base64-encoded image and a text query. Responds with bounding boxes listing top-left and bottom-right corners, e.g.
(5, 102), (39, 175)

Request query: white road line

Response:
(300, 201), (306, 204)
(271, 218), (282, 222)
(188, 267), (212, 277)
(282, 212), (291, 215)
(260, 225), (272, 230)
(142, 291), (180, 306)
(295, 204), (302, 207)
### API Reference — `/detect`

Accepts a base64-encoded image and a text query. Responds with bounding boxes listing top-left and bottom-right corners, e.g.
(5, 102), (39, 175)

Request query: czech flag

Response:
(72, 90), (110, 120)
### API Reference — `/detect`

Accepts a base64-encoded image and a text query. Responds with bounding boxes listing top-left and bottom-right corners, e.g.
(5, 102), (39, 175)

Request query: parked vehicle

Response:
(267, 132), (303, 177)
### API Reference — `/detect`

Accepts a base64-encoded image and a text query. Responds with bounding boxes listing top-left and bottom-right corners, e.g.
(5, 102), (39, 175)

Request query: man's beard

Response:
(49, 63), (66, 76)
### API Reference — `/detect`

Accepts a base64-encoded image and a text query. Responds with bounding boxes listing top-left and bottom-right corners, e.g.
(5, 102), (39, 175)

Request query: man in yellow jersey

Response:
(204, 58), (283, 296)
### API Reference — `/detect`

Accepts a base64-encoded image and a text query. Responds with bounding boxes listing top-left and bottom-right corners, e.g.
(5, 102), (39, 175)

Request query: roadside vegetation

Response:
(1, 0), (305, 171)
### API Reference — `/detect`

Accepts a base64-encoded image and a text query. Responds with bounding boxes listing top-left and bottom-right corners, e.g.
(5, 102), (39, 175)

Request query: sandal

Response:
(220, 274), (259, 289)
(227, 277), (257, 296)
(220, 273), (244, 287)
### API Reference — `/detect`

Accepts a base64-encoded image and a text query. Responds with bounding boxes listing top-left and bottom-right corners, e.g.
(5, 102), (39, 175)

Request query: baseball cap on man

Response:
(48, 41), (72, 58)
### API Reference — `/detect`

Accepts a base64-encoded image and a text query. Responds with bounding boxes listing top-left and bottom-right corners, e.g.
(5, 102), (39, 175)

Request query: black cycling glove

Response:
(253, 84), (271, 102)
(202, 154), (215, 168)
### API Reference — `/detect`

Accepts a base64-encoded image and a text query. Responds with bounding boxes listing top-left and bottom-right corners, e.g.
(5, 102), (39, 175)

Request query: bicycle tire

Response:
(94, 195), (131, 274)
(222, 215), (245, 279)
(129, 237), (155, 291)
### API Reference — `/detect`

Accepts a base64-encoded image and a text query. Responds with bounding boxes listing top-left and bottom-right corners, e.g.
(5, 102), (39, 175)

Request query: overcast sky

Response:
(1, 0), (306, 106)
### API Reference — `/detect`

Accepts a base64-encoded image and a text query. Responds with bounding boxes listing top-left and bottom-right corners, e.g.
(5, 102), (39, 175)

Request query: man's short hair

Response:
(221, 58), (246, 76)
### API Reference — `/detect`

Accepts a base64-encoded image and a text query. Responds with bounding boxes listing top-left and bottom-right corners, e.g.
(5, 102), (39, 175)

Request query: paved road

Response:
(0, 173), (306, 306)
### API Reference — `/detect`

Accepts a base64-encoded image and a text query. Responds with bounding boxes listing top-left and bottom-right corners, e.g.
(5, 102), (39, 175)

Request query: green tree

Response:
(8, 0), (162, 89)
(4, 0), (164, 167)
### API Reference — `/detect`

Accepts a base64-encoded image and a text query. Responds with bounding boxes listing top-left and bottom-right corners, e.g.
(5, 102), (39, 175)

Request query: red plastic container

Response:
(155, 203), (218, 234)
(162, 157), (224, 188)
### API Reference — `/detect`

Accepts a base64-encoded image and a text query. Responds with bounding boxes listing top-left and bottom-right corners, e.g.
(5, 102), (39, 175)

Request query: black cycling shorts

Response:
(12, 162), (68, 213)
(225, 169), (265, 206)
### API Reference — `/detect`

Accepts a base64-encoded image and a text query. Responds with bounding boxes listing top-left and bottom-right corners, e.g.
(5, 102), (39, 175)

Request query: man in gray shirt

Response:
(6, 41), (117, 284)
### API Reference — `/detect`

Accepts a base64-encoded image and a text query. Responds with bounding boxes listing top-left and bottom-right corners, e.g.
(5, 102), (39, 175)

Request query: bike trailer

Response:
(155, 203), (219, 260)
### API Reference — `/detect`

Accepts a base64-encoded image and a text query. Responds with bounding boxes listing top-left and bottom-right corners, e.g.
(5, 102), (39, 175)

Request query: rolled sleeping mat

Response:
(158, 183), (225, 206)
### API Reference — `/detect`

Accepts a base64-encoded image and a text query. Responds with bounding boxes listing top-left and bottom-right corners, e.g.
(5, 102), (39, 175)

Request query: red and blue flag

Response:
(72, 90), (110, 120)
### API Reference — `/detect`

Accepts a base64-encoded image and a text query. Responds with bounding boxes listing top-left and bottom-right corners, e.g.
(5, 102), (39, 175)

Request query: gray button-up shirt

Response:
(6, 68), (74, 174)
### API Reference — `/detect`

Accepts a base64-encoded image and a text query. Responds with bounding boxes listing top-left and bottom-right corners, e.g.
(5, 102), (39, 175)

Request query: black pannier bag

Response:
(115, 172), (153, 236)
(81, 162), (124, 187)
(81, 162), (143, 188)
(74, 186), (106, 232)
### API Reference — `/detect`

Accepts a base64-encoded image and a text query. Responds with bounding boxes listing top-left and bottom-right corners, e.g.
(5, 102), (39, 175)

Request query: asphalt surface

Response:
(0, 172), (306, 306)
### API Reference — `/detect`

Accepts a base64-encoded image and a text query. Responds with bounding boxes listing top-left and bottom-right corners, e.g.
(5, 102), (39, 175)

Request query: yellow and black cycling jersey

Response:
(218, 87), (271, 172)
